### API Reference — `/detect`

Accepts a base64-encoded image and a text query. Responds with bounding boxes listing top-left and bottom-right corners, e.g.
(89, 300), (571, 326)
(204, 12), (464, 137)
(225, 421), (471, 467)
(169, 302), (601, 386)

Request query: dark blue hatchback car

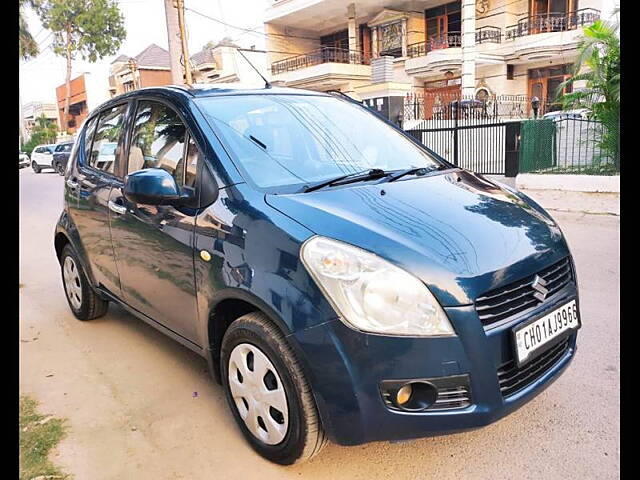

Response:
(54, 85), (580, 464)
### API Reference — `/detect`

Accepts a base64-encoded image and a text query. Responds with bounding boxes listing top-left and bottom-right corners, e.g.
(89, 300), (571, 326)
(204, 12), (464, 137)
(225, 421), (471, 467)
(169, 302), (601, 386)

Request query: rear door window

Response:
(88, 104), (128, 175)
(82, 116), (99, 165)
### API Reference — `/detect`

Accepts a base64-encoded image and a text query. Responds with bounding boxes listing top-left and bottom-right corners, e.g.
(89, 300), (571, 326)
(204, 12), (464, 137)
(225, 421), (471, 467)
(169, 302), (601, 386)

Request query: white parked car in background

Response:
(542, 108), (591, 121)
(19, 152), (30, 169)
(30, 144), (56, 173)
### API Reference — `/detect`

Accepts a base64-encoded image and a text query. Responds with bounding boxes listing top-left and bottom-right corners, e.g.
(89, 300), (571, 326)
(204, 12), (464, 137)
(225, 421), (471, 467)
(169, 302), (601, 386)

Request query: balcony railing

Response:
(407, 27), (501, 58)
(505, 8), (600, 40)
(271, 46), (370, 75)
(476, 26), (502, 44)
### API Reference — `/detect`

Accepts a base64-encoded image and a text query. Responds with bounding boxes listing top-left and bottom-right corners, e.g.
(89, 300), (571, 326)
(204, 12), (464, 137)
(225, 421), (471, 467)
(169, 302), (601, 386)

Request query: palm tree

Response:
(19, 0), (40, 60)
(558, 15), (620, 166)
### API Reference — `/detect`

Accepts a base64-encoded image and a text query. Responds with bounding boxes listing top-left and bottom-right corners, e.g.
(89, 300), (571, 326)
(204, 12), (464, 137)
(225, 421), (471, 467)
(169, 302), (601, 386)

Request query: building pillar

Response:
(348, 3), (357, 60)
(371, 27), (378, 58)
(461, 0), (476, 97)
(401, 18), (408, 57)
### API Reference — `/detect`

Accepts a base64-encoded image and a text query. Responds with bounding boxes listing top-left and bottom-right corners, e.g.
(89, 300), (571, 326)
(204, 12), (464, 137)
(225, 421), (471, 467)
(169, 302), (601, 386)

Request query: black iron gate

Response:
(404, 96), (526, 176)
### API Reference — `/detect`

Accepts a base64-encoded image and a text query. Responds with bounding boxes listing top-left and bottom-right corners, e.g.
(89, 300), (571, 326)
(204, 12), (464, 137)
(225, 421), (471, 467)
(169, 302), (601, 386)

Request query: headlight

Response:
(300, 236), (455, 336)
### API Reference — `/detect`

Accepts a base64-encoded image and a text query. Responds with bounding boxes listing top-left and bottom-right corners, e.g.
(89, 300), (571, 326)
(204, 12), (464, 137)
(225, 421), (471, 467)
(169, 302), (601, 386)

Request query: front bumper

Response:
(293, 287), (578, 446)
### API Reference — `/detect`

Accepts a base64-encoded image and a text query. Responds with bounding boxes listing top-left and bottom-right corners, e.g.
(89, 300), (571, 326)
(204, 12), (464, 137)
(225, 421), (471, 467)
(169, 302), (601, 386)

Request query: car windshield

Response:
(196, 94), (442, 192)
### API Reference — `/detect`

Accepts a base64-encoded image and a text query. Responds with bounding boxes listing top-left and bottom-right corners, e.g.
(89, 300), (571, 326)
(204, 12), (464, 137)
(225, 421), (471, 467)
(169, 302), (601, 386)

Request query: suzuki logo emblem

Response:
(532, 275), (549, 302)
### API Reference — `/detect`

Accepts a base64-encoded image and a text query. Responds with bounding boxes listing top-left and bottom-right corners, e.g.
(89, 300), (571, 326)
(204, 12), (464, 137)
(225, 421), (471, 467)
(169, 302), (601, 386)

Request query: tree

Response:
(558, 16), (620, 165)
(19, 0), (40, 60)
(36, 0), (126, 130)
(22, 115), (59, 156)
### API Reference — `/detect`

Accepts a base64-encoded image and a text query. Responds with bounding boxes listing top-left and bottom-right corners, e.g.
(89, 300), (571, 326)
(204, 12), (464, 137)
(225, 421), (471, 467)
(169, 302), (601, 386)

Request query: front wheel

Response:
(60, 244), (109, 321)
(31, 161), (41, 174)
(221, 312), (327, 464)
(55, 162), (65, 176)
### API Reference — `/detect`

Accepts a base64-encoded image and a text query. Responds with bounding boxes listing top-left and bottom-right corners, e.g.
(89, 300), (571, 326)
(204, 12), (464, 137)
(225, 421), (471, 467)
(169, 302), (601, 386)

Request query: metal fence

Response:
(404, 96), (522, 175)
(402, 93), (619, 177)
(519, 118), (620, 175)
(403, 93), (564, 126)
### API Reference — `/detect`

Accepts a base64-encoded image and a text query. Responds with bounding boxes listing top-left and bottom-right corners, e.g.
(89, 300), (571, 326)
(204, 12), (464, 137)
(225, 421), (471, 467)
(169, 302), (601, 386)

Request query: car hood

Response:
(265, 170), (569, 306)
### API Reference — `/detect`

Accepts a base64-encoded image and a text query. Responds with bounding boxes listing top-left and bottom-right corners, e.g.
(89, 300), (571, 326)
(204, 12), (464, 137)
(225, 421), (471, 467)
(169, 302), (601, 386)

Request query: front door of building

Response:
(527, 64), (572, 114)
(423, 78), (461, 119)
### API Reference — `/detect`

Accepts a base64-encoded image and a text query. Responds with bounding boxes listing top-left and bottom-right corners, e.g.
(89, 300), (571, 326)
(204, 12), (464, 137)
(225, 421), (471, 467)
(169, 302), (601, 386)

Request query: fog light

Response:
(396, 384), (413, 405)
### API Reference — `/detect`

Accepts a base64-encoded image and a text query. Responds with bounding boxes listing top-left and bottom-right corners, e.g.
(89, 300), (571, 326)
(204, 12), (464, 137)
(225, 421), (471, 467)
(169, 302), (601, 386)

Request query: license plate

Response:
(513, 299), (580, 366)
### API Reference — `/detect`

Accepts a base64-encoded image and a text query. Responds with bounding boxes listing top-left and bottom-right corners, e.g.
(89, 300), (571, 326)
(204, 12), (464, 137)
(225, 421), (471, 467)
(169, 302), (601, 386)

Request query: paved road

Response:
(19, 168), (619, 479)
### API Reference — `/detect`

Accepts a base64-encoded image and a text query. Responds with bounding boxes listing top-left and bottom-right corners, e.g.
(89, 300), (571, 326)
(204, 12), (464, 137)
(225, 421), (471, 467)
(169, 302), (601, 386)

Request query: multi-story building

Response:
(190, 39), (269, 85)
(55, 72), (110, 134)
(264, 0), (603, 121)
(108, 41), (269, 97)
(108, 44), (173, 97)
(22, 101), (59, 133)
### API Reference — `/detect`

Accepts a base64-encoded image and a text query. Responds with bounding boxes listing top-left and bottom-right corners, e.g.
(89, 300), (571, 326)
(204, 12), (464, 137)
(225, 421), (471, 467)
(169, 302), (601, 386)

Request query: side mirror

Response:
(124, 168), (182, 205)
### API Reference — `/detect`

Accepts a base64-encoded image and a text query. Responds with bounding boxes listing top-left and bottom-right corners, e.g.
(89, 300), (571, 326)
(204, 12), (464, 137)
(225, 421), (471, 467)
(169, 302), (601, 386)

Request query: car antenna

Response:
(236, 48), (272, 89)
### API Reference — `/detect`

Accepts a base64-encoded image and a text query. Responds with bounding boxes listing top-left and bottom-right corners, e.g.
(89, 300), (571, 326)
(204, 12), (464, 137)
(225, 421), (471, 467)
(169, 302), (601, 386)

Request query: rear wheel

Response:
(221, 312), (327, 464)
(55, 161), (65, 175)
(31, 161), (41, 174)
(60, 244), (109, 321)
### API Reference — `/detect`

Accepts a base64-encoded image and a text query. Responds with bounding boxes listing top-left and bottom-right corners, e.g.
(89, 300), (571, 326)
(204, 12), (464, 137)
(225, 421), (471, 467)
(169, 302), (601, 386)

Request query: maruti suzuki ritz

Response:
(55, 85), (580, 464)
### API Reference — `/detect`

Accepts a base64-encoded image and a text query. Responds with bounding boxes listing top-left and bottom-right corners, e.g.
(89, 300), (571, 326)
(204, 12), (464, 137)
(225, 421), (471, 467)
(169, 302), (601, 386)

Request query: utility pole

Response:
(164, 0), (183, 84)
(19, 93), (28, 149)
(176, 0), (193, 84)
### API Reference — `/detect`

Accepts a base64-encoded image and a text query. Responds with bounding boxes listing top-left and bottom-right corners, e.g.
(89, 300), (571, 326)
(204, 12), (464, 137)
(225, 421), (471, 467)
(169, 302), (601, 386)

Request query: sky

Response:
(19, 0), (270, 105)
(19, 0), (620, 106)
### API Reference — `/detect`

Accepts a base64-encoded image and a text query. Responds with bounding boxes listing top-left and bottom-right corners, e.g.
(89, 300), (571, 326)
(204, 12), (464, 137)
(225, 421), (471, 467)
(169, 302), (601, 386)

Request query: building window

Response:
(320, 30), (348, 51)
(507, 64), (515, 80)
(378, 22), (403, 57)
(425, 1), (461, 49)
(528, 64), (573, 112)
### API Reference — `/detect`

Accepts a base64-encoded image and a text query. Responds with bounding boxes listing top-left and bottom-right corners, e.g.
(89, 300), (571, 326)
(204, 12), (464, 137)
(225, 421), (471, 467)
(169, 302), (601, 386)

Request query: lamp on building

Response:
(531, 96), (540, 119)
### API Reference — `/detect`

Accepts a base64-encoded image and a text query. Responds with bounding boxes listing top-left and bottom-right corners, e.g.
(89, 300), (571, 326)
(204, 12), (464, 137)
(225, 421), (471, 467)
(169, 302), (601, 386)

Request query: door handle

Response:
(108, 200), (127, 215)
(66, 179), (78, 190)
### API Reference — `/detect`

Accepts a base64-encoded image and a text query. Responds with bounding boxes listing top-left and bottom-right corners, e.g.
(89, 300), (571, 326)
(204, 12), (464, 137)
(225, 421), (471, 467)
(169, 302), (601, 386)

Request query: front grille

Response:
(429, 386), (471, 411)
(497, 338), (570, 398)
(475, 257), (574, 327)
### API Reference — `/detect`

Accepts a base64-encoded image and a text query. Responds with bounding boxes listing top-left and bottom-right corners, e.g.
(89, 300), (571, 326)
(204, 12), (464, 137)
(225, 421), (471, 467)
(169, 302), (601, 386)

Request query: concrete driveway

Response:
(19, 168), (619, 479)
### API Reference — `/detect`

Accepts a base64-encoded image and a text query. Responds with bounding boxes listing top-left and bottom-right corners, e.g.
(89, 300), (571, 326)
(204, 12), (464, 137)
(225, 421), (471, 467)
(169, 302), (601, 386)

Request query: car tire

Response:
(221, 312), (327, 465)
(55, 162), (65, 176)
(60, 244), (109, 321)
(31, 161), (41, 174)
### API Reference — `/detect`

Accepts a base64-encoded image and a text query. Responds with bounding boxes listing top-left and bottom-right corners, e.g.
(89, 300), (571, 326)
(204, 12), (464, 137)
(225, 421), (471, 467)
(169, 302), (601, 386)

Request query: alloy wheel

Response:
(228, 343), (289, 445)
(63, 256), (82, 310)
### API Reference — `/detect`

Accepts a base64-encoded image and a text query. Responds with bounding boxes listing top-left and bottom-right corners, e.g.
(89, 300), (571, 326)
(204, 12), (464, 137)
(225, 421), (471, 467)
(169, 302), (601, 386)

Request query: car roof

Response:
(161, 83), (329, 98)
(93, 84), (332, 113)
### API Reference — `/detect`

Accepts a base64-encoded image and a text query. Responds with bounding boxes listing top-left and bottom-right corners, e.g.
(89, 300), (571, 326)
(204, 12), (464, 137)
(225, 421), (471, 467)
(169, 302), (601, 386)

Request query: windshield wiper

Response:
(303, 168), (388, 193)
(386, 164), (450, 183)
